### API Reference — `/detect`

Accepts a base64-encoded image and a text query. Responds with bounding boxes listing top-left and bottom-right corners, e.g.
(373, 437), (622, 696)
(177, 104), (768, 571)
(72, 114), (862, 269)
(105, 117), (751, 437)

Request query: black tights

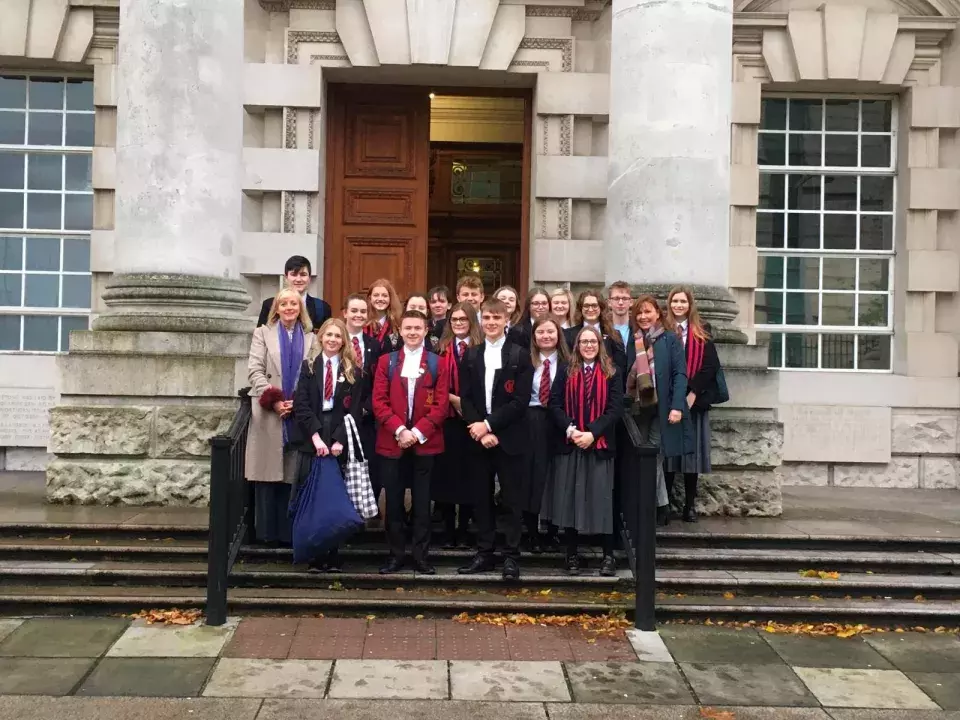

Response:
(523, 512), (558, 540)
(664, 469), (699, 509)
(564, 528), (614, 558)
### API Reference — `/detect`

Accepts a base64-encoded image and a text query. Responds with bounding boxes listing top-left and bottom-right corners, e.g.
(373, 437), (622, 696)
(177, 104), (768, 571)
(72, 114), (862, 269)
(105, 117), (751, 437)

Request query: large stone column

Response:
(46, 0), (253, 506)
(605, 0), (784, 516)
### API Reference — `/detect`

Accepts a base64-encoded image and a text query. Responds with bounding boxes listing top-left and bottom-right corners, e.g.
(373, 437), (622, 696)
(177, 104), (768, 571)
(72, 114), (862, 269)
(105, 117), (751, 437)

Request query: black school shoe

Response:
(565, 554), (581, 576)
(379, 556), (405, 574)
(683, 506), (698, 523)
(599, 555), (617, 577)
(502, 557), (520, 581)
(457, 554), (496, 575)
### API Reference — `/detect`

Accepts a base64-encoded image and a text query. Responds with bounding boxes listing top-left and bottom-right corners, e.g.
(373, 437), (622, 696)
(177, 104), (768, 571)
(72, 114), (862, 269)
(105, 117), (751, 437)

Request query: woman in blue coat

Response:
(624, 294), (693, 526)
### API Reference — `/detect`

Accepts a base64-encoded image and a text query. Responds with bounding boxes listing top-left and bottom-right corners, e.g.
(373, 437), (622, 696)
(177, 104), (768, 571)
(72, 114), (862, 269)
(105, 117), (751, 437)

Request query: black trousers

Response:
(381, 452), (433, 561)
(473, 446), (523, 560)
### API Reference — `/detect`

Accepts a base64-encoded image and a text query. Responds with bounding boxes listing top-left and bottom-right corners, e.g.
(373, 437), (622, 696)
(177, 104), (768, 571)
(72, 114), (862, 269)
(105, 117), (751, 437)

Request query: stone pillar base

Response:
(46, 330), (251, 506)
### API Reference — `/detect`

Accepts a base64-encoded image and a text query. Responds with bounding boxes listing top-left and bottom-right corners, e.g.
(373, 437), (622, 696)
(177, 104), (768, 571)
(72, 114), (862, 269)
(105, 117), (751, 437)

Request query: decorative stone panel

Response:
(47, 459), (209, 506)
(920, 457), (959, 489)
(155, 408), (235, 459)
(49, 407), (152, 456)
(698, 470), (783, 517)
(710, 418), (783, 468)
(777, 462), (830, 487)
(833, 458), (921, 489)
(891, 410), (959, 454)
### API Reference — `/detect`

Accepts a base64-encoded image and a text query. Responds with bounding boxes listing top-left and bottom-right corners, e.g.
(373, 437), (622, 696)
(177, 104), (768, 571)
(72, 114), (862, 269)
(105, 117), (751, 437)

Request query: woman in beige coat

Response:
(246, 288), (315, 546)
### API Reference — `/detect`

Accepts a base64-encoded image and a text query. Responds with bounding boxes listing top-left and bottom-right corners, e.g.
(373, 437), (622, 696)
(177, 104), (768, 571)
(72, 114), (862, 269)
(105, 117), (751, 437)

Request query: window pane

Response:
(861, 135), (892, 168)
(0, 193), (23, 229)
(761, 99), (787, 130)
(759, 173), (785, 209)
(0, 236), (22, 270)
(65, 114), (94, 147)
(786, 256), (819, 290)
(27, 153), (61, 190)
(858, 335), (891, 370)
(61, 274), (90, 308)
(758, 133), (786, 165)
(62, 237), (89, 272)
(28, 78), (63, 110)
(65, 155), (91, 191)
(825, 100), (859, 131)
(861, 176), (893, 212)
(789, 133), (821, 166)
(0, 273), (22, 305)
(823, 175), (857, 211)
(27, 112), (62, 145)
(761, 332), (783, 368)
(0, 77), (26, 109)
(822, 293), (855, 325)
(24, 273), (58, 307)
(66, 80), (93, 111)
(822, 334), (856, 369)
(757, 256), (784, 289)
(787, 175), (821, 210)
(860, 215), (893, 250)
(22, 314), (58, 351)
(822, 214), (857, 250)
(755, 291), (783, 324)
(26, 193), (61, 229)
(824, 134), (858, 167)
(64, 195), (92, 230)
(823, 257), (856, 290)
(756, 212), (785, 248)
(859, 258), (889, 291)
(0, 111), (25, 144)
(787, 213), (819, 250)
(858, 295), (888, 327)
(785, 292), (818, 325)
(785, 333), (818, 368)
(0, 314), (19, 350)
(790, 99), (822, 131)
(0, 152), (24, 189)
(25, 236), (59, 270)
(60, 314), (87, 351)
(861, 101), (892, 132)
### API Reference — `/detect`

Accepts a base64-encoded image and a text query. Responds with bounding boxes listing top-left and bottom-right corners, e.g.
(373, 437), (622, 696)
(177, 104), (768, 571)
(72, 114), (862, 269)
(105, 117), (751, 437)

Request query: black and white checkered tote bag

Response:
(342, 414), (378, 519)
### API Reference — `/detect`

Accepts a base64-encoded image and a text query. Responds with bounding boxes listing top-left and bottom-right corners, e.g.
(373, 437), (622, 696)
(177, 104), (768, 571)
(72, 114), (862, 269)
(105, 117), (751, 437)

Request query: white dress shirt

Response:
(483, 335), (505, 415)
(349, 331), (364, 365)
(321, 353), (340, 411)
(679, 319), (689, 347)
(397, 344), (427, 444)
(530, 351), (558, 407)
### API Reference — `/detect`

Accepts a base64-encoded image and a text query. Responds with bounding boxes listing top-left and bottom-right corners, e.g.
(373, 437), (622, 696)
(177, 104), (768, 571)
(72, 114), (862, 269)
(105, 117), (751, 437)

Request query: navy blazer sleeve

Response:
(487, 349), (533, 434)
(458, 350), (484, 425)
(667, 334), (687, 414)
(688, 339), (720, 396)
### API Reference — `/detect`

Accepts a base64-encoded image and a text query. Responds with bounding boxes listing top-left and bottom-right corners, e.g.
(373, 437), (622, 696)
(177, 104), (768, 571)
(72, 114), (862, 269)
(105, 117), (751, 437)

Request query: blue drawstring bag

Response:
(289, 456), (363, 564)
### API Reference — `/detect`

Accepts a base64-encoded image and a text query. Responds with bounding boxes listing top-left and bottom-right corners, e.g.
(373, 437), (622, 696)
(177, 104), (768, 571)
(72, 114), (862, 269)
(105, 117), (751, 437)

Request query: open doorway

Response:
(426, 94), (527, 293)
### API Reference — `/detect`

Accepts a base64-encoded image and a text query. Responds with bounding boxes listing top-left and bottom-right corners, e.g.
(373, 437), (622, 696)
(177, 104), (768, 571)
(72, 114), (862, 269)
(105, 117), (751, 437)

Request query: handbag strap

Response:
(343, 413), (366, 463)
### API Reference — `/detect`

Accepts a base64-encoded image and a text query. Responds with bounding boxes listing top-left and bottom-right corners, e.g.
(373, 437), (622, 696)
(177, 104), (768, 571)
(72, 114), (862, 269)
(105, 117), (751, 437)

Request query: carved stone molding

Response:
(526, 3), (606, 22)
(92, 7), (119, 55)
(517, 37), (573, 72)
(261, 0), (335, 10)
(286, 30), (342, 64)
(737, 0), (960, 14)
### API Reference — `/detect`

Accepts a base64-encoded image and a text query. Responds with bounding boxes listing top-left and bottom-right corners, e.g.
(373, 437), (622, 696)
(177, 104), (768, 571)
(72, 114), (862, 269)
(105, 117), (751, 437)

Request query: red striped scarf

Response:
(564, 365), (609, 450)
(365, 318), (392, 345)
(683, 328), (705, 379)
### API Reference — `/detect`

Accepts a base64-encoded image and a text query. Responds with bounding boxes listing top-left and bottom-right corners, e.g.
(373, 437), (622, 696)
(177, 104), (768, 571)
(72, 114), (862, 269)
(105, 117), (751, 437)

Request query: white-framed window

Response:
(754, 95), (895, 372)
(0, 74), (93, 353)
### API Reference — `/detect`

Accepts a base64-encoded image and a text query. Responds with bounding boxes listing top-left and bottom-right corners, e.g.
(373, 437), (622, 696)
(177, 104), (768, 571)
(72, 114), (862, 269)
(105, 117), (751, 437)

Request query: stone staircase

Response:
(0, 520), (956, 624)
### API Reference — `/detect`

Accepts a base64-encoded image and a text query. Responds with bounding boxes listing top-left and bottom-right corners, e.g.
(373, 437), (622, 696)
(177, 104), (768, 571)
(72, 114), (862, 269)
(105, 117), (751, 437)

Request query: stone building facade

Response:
(0, 0), (958, 508)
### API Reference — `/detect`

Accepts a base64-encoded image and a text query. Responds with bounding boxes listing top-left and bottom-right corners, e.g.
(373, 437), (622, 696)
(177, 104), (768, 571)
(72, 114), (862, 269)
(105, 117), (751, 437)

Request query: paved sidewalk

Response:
(0, 615), (953, 718)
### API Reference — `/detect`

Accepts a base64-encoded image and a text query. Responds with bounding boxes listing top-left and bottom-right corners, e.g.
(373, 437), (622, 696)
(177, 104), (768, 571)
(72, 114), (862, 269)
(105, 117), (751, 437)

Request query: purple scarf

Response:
(278, 321), (304, 444)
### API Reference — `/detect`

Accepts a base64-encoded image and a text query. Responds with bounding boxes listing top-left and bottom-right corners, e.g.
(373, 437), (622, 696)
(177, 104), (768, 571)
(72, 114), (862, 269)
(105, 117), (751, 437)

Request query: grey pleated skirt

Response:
(540, 450), (614, 535)
(665, 408), (712, 475)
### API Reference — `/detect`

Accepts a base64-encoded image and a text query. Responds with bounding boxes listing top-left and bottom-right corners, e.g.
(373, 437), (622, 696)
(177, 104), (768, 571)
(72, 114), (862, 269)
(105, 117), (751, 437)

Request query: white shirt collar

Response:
(584, 321), (599, 329)
(404, 344), (424, 356)
(486, 335), (506, 349)
(584, 361), (595, 370)
(540, 351), (557, 364)
(349, 330), (364, 340)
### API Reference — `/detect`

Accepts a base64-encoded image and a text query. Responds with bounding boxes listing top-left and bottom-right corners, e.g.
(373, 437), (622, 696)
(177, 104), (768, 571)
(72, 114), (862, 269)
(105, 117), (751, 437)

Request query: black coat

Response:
(291, 358), (365, 452)
(257, 294), (332, 330)
(686, 334), (721, 411)
(563, 324), (627, 386)
(459, 341), (534, 456)
(350, 332), (380, 423)
(506, 320), (534, 351)
(548, 362), (624, 460)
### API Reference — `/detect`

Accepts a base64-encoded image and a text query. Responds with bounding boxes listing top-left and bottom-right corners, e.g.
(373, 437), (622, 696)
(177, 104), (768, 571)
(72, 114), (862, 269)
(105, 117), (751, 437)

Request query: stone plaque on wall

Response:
(781, 405), (891, 463)
(0, 388), (57, 447)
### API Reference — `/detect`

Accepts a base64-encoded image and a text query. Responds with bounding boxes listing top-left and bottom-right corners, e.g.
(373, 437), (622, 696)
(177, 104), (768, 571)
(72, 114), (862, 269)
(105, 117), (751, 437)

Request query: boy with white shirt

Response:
(372, 311), (449, 575)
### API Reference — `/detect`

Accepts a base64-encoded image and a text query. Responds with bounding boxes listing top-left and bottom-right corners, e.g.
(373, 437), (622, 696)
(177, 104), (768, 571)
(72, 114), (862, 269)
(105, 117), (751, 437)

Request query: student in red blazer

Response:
(372, 310), (450, 575)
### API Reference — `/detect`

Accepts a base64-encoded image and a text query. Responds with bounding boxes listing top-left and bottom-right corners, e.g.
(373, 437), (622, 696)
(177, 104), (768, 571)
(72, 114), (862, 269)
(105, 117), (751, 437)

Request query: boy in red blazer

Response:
(373, 310), (450, 575)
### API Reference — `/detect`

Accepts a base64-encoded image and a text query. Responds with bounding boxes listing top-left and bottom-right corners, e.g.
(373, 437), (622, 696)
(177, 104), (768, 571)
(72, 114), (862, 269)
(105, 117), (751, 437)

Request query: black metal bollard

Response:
(205, 434), (230, 627)
(634, 444), (659, 631)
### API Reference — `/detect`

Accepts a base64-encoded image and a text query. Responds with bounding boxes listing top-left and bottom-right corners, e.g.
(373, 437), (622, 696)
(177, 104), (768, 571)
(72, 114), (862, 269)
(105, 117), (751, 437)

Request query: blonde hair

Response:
(549, 287), (574, 326)
(267, 288), (313, 332)
(306, 318), (357, 382)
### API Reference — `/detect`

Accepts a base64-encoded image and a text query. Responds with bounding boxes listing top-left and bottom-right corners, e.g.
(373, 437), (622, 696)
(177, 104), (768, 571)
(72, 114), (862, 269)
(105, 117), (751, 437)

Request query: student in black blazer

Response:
(256, 255), (332, 331)
(506, 287), (552, 349)
(543, 325), (624, 577)
(563, 289), (627, 383)
(341, 292), (381, 497)
(291, 318), (366, 572)
(457, 298), (534, 581)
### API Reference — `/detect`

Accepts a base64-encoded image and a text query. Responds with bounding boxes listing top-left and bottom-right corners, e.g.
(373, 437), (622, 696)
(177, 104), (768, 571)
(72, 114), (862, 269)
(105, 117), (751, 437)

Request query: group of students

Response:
(245, 255), (723, 580)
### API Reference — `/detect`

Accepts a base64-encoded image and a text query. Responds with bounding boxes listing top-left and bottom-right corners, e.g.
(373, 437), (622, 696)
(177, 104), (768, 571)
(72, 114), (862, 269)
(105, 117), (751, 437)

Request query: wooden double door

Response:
(324, 85), (430, 304)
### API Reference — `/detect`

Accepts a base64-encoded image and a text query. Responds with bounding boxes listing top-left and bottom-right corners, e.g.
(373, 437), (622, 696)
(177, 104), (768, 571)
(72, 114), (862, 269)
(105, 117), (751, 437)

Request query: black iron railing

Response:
(617, 413), (659, 630)
(205, 388), (253, 626)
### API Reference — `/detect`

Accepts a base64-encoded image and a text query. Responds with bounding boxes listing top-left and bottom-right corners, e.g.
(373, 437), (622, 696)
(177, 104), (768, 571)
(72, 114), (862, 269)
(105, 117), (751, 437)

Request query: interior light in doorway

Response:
(429, 92), (436, 99)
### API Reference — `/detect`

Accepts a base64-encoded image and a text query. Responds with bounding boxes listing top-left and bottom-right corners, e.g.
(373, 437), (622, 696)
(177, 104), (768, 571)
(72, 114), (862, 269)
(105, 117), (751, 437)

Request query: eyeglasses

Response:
(610, 296), (632, 303)
(530, 301), (549, 308)
(450, 316), (469, 324)
(579, 339), (599, 346)
(581, 303), (601, 311)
